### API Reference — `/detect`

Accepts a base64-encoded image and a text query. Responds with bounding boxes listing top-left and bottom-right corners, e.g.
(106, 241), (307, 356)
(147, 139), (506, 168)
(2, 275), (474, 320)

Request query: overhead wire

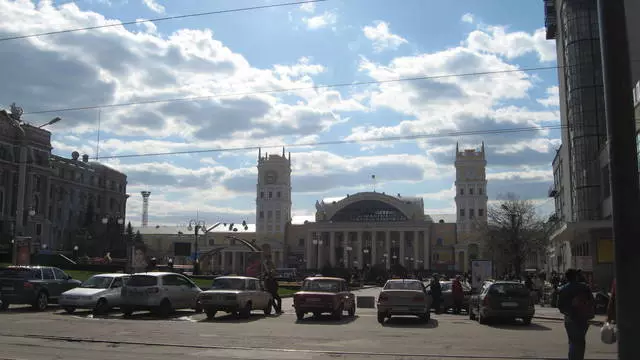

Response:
(0, 0), (329, 42)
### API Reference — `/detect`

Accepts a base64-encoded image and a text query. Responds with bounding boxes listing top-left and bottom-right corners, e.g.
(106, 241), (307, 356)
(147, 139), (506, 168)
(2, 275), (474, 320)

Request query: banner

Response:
(471, 260), (492, 289)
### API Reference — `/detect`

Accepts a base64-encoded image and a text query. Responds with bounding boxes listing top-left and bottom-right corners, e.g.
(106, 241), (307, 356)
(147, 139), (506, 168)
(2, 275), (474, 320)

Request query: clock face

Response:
(264, 170), (277, 184)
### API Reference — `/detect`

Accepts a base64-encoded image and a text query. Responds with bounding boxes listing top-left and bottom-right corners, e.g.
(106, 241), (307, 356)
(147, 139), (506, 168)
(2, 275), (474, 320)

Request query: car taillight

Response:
(412, 295), (425, 302)
(378, 294), (388, 302)
(23, 282), (34, 289)
(146, 287), (160, 294)
(483, 295), (490, 306)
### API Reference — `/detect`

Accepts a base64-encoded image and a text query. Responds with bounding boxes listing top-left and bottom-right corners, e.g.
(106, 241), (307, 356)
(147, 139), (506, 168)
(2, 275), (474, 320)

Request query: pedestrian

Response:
(557, 268), (595, 360)
(265, 271), (282, 314)
(451, 275), (464, 314)
(430, 274), (442, 314)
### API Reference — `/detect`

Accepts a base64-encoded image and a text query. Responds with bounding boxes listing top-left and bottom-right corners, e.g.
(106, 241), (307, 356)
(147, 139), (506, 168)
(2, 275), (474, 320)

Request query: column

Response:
(306, 232), (314, 270)
(317, 233), (324, 268)
(423, 229), (430, 270)
(385, 231), (391, 270)
(231, 251), (237, 274)
(356, 231), (363, 269)
(329, 231), (336, 266)
(220, 251), (227, 273)
(371, 231), (377, 266)
(343, 231), (348, 268)
(399, 231), (406, 266)
(413, 230), (419, 269)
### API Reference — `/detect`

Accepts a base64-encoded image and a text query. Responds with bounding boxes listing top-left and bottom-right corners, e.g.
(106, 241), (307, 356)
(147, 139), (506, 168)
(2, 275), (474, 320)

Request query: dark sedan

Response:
(0, 266), (81, 311)
(469, 281), (535, 325)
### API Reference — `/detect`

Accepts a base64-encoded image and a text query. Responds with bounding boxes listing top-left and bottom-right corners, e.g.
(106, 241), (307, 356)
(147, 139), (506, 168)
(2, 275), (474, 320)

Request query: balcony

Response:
(548, 186), (559, 198)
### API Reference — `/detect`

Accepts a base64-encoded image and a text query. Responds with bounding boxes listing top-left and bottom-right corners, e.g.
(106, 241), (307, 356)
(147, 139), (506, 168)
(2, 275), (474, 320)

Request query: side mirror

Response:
(67, 275), (73, 280)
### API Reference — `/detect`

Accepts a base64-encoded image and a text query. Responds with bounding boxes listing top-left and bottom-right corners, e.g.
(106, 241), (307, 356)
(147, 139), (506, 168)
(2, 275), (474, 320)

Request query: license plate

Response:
(501, 302), (518, 308)
(308, 298), (321, 302)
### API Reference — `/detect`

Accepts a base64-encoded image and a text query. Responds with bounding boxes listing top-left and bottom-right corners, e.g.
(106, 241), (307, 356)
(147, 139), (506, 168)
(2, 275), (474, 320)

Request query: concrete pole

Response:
(15, 144), (27, 236)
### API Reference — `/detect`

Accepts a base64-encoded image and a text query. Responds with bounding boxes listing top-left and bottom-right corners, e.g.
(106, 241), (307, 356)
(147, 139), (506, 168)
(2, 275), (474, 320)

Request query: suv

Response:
(121, 272), (202, 317)
(0, 266), (81, 311)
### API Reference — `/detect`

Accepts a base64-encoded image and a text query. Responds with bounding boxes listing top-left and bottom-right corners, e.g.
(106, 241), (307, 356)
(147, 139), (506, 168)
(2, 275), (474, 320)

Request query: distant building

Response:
(0, 109), (128, 255)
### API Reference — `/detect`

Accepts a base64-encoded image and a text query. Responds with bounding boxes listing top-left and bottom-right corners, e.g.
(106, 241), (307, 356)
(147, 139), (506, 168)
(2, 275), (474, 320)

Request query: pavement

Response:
(0, 286), (617, 360)
(533, 305), (607, 325)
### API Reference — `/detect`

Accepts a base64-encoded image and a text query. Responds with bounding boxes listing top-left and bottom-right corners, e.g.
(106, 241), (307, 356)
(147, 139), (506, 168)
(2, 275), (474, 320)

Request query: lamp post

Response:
(363, 248), (370, 267)
(187, 219), (206, 275)
(102, 215), (125, 259)
(346, 246), (353, 269)
(73, 245), (79, 260)
(312, 238), (323, 268)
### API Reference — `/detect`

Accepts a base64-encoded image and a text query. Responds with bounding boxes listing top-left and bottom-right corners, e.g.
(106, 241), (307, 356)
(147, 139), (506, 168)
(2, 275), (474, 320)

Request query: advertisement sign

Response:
(13, 236), (32, 266)
(132, 245), (148, 273)
(471, 260), (493, 289)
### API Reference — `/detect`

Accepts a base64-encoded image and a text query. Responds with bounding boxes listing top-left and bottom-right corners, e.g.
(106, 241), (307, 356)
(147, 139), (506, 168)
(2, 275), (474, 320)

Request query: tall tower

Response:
(256, 147), (292, 264)
(141, 191), (151, 227)
(454, 142), (488, 234)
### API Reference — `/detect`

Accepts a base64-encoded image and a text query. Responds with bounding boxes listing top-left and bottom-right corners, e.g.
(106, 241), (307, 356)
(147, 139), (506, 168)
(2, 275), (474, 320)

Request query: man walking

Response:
(265, 271), (282, 314)
(557, 269), (595, 360)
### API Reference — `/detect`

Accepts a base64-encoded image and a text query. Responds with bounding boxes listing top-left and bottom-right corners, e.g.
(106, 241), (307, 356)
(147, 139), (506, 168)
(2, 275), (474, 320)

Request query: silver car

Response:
(198, 276), (273, 319)
(121, 272), (202, 317)
(59, 273), (129, 314)
(377, 279), (432, 324)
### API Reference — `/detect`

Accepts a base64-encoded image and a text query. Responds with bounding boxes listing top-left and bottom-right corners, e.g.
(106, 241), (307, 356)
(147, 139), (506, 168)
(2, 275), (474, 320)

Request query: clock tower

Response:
(256, 147), (292, 267)
(454, 142), (488, 233)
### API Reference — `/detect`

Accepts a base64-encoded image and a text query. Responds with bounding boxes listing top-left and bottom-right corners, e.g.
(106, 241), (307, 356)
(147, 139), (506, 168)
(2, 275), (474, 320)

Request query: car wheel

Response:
(206, 309), (217, 320)
(296, 311), (305, 321)
(94, 299), (109, 315)
(239, 302), (251, 319)
(264, 300), (273, 316)
(122, 307), (133, 317)
(0, 300), (8, 311)
(157, 299), (172, 318)
(33, 292), (48, 311)
(332, 305), (343, 320)
(348, 304), (356, 317)
(194, 301), (203, 314)
(469, 308), (477, 321)
(64, 306), (77, 314)
(478, 312), (489, 325)
(522, 317), (532, 325)
(377, 312), (385, 324)
(419, 312), (430, 323)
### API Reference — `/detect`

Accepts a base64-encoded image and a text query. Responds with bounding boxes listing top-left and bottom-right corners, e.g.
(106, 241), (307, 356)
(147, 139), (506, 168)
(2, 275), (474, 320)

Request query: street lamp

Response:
(363, 248), (370, 267)
(312, 238), (323, 268)
(73, 245), (79, 260)
(28, 209), (35, 217)
(187, 219), (206, 275)
(37, 117), (61, 128)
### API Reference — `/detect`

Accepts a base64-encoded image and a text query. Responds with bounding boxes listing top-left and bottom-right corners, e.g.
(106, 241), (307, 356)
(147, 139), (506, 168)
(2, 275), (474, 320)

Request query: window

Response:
(459, 209), (465, 217)
(277, 191), (281, 198)
(478, 209), (484, 217)
(275, 210), (281, 220)
(247, 280), (257, 290)
(259, 211), (264, 219)
(111, 277), (124, 288)
(469, 188), (474, 195)
(42, 268), (55, 280)
(459, 188), (464, 195)
(479, 188), (483, 195)
(260, 192), (264, 199)
(298, 238), (304, 247)
(267, 211), (273, 219)
(269, 192), (273, 199)
(267, 225), (273, 231)
(469, 209), (475, 218)
(36, 223), (42, 235)
(52, 268), (67, 280)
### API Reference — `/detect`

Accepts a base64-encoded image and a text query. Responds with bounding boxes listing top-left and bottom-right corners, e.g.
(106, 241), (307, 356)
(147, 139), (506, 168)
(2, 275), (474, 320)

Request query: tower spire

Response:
(258, 147), (261, 161)
(456, 142), (459, 154)
(282, 146), (285, 157)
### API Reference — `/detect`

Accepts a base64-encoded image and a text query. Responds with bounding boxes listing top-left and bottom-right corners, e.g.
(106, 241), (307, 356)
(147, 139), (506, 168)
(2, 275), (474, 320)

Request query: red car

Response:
(293, 277), (356, 321)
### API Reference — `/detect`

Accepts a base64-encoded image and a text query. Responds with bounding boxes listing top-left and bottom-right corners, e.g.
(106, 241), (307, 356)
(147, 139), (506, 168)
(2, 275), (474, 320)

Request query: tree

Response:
(484, 193), (551, 278)
(134, 230), (143, 245)
(125, 222), (134, 244)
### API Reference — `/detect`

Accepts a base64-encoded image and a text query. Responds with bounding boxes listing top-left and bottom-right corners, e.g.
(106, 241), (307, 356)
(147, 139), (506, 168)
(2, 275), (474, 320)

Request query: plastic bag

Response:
(600, 322), (617, 344)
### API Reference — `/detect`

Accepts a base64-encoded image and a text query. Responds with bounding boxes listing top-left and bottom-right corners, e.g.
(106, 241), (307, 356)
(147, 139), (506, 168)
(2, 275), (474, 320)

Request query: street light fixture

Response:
(37, 117), (62, 128)
(187, 219), (206, 275)
(28, 209), (35, 217)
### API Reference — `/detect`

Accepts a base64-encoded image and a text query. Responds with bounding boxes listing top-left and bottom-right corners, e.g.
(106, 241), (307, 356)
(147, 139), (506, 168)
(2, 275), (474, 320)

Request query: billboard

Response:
(471, 260), (493, 289)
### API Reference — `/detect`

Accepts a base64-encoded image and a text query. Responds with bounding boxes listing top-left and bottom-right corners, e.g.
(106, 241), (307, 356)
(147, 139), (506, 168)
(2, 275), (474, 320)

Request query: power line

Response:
(26, 65), (561, 115)
(95, 124), (566, 160)
(0, 0), (328, 42)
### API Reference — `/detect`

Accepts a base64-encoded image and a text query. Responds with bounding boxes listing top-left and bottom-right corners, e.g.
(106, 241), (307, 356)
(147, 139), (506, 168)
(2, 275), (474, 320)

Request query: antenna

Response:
(95, 109), (101, 160)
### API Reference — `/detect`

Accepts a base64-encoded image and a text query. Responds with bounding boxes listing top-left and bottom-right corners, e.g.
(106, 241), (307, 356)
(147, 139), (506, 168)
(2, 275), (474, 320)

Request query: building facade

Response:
(0, 108), (128, 258)
(544, 0), (640, 288)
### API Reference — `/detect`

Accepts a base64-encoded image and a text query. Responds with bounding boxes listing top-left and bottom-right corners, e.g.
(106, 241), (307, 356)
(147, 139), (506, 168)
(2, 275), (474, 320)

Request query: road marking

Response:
(0, 333), (616, 360)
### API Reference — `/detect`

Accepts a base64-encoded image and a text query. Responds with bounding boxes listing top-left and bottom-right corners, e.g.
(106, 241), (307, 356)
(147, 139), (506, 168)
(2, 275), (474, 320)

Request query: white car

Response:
(59, 273), (130, 314)
(121, 272), (202, 317)
(377, 279), (432, 324)
(199, 276), (273, 320)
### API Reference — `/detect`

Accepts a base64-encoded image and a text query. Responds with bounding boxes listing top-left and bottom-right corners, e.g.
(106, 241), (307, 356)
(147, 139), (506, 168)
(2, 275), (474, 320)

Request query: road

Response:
(0, 287), (617, 360)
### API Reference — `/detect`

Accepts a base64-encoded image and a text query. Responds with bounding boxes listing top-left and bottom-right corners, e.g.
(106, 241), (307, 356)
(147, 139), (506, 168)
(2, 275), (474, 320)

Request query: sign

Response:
(471, 260), (492, 289)
(574, 256), (593, 272)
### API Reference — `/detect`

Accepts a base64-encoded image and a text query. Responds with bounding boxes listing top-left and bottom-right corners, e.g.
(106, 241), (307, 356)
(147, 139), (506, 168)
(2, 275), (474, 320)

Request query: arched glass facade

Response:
(560, 0), (607, 221)
(330, 200), (409, 222)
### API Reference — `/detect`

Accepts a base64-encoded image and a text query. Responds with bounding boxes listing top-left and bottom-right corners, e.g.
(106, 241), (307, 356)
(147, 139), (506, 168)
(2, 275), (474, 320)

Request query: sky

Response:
(0, 0), (561, 227)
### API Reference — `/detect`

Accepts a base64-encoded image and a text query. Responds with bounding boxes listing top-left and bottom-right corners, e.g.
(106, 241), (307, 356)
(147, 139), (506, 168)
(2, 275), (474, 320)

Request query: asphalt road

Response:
(0, 287), (617, 360)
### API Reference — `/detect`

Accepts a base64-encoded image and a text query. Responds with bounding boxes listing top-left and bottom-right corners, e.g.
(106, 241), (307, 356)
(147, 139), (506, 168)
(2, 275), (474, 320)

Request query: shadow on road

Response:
(488, 319), (552, 331)
(382, 317), (439, 329)
(121, 310), (200, 321)
(202, 313), (266, 323)
(294, 314), (358, 325)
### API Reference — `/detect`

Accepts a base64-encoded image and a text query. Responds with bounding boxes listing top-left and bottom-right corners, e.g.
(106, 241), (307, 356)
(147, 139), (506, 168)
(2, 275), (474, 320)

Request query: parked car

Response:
(432, 280), (471, 313)
(120, 272), (202, 317)
(59, 273), (130, 314)
(469, 281), (535, 325)
(293, 277), (355, 321)
(377, 279), (432, 324)
(198, 276), (273, 319)
(0, 266), (81, 311)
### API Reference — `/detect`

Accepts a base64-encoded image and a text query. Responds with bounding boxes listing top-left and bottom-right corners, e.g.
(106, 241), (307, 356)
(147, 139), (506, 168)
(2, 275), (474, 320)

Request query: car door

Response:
(53, 268), (77, 294)
(108, 277), (126, 306)
(41, 268), (59, 298)
(248, 279), (266, 309)
(161, 275), (185, 308)
(176, 275), (200, 308)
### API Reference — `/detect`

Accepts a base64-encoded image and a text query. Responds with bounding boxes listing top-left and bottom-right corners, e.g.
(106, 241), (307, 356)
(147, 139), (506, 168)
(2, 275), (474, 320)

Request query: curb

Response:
(534, 315), (604, 326)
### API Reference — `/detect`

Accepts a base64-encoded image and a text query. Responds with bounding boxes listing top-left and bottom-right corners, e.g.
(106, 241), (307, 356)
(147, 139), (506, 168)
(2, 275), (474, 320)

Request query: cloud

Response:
(537, 86), (560, 107)
(142, 0), (165, 14)
(461, 13), (475, 24)
(363, 21), (408, 52)
(299, 2), (316, 13)
(302, 10), (337, 30)
(465, 25), (557, 63)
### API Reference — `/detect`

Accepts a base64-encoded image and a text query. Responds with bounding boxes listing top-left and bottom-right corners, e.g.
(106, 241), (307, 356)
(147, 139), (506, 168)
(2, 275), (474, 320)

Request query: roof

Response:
(304, 276), (345, 282)
(89, 273), (129, 277)
(214, 276), (259, 281)
(386, 278), (422, 282)
(131, 272), (175, 276)
(134, 223), (257, 235)
(291, 216), (314, 225)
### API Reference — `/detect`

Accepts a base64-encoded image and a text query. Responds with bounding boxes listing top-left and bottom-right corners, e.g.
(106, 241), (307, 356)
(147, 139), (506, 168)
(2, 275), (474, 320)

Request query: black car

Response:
(469, 281), (535, 325)
(0, 266), (81, 311)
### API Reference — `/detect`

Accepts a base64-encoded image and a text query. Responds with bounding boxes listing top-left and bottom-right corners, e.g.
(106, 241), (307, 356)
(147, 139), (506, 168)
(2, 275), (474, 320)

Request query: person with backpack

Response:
(557, 268), (595, 360)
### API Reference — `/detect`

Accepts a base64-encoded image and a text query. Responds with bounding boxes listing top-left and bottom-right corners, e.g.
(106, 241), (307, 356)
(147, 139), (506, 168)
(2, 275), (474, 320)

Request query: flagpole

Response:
(372, 174), (376, 192)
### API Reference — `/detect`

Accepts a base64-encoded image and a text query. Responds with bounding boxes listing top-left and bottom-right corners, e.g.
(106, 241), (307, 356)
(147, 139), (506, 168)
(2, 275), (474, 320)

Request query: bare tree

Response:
(484, 193), (550, 278)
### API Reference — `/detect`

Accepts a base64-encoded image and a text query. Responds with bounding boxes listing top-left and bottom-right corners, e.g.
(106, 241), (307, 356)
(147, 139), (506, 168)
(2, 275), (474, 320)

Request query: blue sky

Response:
(0, 0), (560, 226)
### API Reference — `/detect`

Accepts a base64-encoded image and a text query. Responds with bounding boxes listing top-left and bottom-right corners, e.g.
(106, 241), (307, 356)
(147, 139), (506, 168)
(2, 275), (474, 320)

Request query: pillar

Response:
(424, 230), (430, 270)
(220, 251), (227, 273)
(371, 231), (377, 266)
(231, 251), (237, 274)
(306, 232), (314, 270)
(385, 231), (391, 270)
(399, 231), (406, 266)
(329, 231), (336, 266)
(343, 231), (348, 268)
(356, 231), (363, 269)
(413, 230), (419, 269)
(317, 233), (324, 268)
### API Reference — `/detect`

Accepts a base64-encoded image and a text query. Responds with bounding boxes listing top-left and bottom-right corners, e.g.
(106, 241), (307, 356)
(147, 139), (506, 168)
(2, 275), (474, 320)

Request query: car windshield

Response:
(81, 276), (113, 289)
(301, 280), (340, 292)
(384, 281), (423, 291)
(490, 283), (530, 297)
(211, 278), (246, 290)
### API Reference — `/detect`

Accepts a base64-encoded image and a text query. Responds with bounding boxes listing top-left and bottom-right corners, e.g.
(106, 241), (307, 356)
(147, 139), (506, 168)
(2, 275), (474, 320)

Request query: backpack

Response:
(572, 291), (595, 320)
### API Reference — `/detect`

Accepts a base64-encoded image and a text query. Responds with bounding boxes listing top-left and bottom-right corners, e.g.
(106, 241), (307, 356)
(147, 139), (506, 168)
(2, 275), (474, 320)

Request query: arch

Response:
(330, 199), (409, 222)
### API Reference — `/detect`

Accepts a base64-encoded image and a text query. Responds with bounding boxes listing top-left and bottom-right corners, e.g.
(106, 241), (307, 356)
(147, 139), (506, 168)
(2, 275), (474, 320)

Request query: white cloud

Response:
(537, 86), (560, 107)
(362, 21), (408, 52)
(299, 2), (316, 13)
(461, 13), (475, 24)
(465, 25), (557, 63)
(302, 10), (337, 30)
(142, 0), (164, 14)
